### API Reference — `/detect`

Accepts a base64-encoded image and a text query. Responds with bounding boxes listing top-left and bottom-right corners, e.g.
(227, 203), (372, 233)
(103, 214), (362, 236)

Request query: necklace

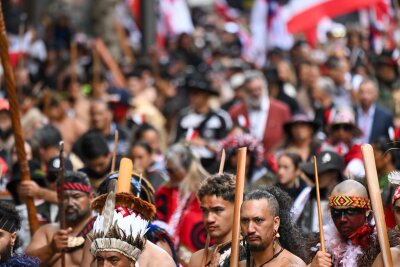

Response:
(252, 247), (284, 267)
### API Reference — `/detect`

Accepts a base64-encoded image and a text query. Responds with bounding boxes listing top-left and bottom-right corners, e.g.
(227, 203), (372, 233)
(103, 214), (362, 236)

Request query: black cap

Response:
(47, 156), (73, 173)
(300, 151), (345, 178)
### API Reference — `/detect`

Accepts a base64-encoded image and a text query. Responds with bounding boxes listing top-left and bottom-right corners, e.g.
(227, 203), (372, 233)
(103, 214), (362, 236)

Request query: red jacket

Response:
(229, 98), (291, 157)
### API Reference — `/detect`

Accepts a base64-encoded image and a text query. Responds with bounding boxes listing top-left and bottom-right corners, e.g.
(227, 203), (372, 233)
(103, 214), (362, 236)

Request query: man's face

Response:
(330, 123), (354, 145)
(189, 90), (209, 111)
(290, 123), (314, 143)
(245, 79), (264, 100)
(0, 229), (16, 262)
(63, 190), (91, 225)
(96, 251), (134, 267)
(86, 154), (111, 177)
(90, 103), (112, 131)
(394, 199), (400, 227)
(358, 82), (377, 109)
(331, 206), (367, 239)
(240, 199), (279, 251)
(200, 195), (234, 244)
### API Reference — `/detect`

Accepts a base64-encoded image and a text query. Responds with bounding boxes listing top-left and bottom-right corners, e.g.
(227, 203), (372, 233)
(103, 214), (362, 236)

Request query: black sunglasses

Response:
(331, 124), (354, 132)
(330, 207), (365, 218)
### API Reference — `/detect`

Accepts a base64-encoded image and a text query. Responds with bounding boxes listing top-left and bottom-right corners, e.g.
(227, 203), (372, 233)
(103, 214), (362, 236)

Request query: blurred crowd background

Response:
(2, 0), (400, 264)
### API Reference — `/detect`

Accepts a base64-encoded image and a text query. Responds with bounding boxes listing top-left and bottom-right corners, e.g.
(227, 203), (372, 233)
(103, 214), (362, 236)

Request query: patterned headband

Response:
(0, 217), (17, 233)
(57, 182), (91, 194)
(329, 195), (371, 210)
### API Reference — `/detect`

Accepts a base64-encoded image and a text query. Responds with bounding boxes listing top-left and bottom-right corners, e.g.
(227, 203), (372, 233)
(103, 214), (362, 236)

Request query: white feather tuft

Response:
(388, 170), (400, 185)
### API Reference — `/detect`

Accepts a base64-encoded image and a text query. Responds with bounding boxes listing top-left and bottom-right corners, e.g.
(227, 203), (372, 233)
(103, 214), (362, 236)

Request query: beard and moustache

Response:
(0, 242), (13, 262)
(245, 234), (268, 252)
(0, 127), (12, 141)
(65, 205), (91, 226)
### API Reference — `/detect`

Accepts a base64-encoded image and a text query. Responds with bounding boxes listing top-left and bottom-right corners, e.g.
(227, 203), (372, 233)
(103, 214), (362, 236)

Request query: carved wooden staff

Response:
(201, 149), (226, 266)
(230, 147), (247, 267)
(0, 1), (39, 235)
(314, 156), (326, 252)
(58, 141), (66, 267)
(361, 144), (393, 267)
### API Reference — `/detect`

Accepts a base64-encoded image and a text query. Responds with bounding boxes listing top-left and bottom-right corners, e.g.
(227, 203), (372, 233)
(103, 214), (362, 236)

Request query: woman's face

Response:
(130, 145), (152, 172)
(277, 155), (298, 186)
(140, 130), (160, 154)
(166, 160), (186, 184)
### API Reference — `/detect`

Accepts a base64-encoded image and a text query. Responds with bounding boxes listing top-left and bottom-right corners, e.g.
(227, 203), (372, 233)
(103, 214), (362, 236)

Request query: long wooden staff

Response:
(200, 149), (226, 266)
(70, 41), (78, 84)
(0, 1), (39, 235)
(313, 156), (326, 252)
(361, 144), (393, 267)
(230, 147), (247, 267)
(114, 21), (135, 64)
(111, 130), (119, 173)
(58, 141), (66, 267)
(94, 39), (126, 88)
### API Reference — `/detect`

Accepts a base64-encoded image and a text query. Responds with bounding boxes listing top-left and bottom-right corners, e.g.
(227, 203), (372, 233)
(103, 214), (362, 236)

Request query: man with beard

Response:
(26, 171), (94, 267)
(189, 173), (244, 267)
(229, 71), (291, 157)
(76, 131), (117, 190)
(239, 187), (306, 266)
(0, 201), (39, 266)
(308, 180), (380, 267)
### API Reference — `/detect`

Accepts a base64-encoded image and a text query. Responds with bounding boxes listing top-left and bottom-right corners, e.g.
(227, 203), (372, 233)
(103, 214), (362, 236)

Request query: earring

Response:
(273, 229), (280, 251)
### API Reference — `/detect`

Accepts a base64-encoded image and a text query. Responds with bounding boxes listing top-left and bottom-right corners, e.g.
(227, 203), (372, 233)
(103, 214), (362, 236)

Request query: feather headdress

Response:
(89, 158), (155, 263)
(389, 171), (400, 205)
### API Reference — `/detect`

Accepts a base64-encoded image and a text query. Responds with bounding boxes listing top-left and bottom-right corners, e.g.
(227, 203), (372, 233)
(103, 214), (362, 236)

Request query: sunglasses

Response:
(331, 124), (354, 132)
(330, 207), (365, 218)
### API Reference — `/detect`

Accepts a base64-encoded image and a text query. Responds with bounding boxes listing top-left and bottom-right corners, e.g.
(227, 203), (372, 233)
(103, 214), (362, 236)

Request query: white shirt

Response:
(357, 104), (376, 144)
(248, 97), (269, 141)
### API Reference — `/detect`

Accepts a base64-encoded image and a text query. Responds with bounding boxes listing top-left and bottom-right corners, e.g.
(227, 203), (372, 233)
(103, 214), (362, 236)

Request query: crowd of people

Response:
(2, 1), (400, 266)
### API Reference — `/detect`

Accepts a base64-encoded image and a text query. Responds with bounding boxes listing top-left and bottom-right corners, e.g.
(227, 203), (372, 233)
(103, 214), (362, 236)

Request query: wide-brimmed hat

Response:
(186, 74), (219, 96)
(328, 108), (362, 136)
(300, 151), (345, 179)
(284, 113), (320, 134)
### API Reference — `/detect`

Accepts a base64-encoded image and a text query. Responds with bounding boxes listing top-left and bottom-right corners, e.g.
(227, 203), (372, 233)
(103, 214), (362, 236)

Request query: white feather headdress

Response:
(89, 191), (154, 262)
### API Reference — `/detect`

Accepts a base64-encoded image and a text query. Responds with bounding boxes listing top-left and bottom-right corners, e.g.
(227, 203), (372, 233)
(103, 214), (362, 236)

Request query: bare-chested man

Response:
(240, 188), (306, 267)
(81, 171), (176, 267)
(26, 171), (94, 267)
(189, 173), (238, 267)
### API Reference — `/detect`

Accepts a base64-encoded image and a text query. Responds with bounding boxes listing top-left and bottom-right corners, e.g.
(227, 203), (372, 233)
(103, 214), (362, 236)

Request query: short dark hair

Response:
(244, 189), (279, 217)
(80, 131), (109, 161)
(0, 201), (21, 232)
(131, 141), (153, 155)
(33, 125), (62, 149)
(134, 123), (158, 141)
(198, 173), (236, 203)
